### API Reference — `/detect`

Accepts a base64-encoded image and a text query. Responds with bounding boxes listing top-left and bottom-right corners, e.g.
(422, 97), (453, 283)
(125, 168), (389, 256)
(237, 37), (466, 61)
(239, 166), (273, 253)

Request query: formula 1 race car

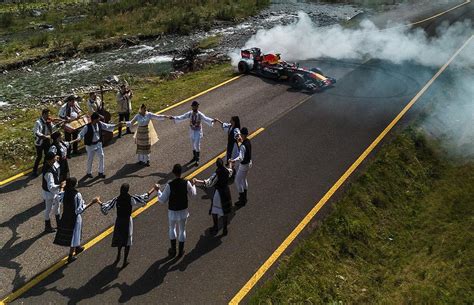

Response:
(237, 47), (336, 92)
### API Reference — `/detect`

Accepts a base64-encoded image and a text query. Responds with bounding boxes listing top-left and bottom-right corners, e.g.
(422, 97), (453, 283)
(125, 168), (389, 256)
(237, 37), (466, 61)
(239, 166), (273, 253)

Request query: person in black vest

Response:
(229, 127), (252, 206)
(156, 164), (197, 257)
(49, 131), (80, 182)
(32, 109), (55, 177)
(214, 116), (241, 163)
(99, 183), (157, 267)
(54, 177), (98, 263)
(193, 158), (233, 236)
(78, 112), (118, 179)
(42, 151), (63, 233)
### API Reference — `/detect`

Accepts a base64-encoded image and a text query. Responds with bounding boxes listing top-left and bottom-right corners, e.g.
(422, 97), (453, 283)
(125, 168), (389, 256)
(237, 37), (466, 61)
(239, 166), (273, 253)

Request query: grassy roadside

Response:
(0, 63), (236, 181)
(249, 128), (473, 304)
(0, 0), (269, 68)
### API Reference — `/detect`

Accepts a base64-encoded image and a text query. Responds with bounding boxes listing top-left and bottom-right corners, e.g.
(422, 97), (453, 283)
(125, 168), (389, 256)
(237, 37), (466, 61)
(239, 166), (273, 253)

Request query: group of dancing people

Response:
(37, 96), (252, 266)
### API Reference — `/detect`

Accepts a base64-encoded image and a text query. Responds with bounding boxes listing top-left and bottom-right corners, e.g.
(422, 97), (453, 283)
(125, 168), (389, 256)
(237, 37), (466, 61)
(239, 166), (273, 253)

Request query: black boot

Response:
(178, 241), (185, 257)
(168, 239), (177, 257)
(190, 150), (197, 163)
(222, 216), (228, 236)
(236, 193), (245, 207)
(195, 151), (200, 166)
(210, 214), (218, 235)
(243, 189), (248, 205)
(55, 214), (61, 228)
(44, 220), (56, 233)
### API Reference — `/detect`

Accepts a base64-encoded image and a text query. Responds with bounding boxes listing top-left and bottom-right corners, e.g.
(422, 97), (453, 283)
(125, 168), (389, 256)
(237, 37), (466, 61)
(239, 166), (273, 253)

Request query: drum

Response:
(64, 115), (90, 133)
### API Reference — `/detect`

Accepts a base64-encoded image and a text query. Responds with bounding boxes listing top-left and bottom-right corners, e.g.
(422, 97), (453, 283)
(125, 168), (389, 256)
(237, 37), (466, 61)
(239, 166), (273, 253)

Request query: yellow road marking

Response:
(409, 0), (470, 26)
(0, 75), (242, 188)
(229, 34), (473, 305)
(1, 126), (264, 304)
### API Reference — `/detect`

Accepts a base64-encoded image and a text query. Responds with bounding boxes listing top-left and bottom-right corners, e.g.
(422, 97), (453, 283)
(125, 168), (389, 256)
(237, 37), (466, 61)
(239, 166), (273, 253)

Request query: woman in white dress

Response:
(54, 177), (98, 263)
(193, 158), (233, 236)
(125, 104), (171, 166)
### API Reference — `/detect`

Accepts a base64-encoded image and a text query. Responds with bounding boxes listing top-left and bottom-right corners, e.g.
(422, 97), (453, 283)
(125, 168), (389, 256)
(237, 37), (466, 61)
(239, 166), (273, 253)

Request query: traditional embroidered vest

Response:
(190, 112), (201, 131)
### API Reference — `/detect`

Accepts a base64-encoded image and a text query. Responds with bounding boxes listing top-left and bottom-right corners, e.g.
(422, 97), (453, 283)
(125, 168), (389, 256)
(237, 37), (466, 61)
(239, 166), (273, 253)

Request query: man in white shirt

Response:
(171, 101), (215, 166)
(42, 151), (64, 233)
(116, 84), (133, 138)
(156, 164), (197, 258)
(78, 112), (118, 179)
(32, 109), (54, 177)
(87, 92), (103, 115)
(59, 95), (83, 157)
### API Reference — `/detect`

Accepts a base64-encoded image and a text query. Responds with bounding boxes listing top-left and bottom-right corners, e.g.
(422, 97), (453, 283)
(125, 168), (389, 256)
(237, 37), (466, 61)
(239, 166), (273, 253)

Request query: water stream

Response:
(0, 1), (362, 108)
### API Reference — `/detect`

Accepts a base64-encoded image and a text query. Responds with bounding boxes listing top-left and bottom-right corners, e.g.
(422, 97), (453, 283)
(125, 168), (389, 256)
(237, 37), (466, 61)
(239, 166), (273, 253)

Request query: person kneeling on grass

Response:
(53, 177), (99, 263)
(98, 183), (158, 268)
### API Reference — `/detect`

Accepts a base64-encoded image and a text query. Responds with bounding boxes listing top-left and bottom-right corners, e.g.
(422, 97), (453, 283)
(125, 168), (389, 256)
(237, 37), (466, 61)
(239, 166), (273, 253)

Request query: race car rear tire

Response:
(290, 74), (305, 89)
(238, 61), (250, 74)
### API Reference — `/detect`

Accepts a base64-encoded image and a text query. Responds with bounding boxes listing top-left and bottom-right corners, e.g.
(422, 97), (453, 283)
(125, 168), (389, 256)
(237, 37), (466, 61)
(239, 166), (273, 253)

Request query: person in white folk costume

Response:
(98, 183), (157, 268)
(59, 95), (83, 157)
(229, 127), (252, 206)
(125, 103), (171, 166)
(170, 100), (215, 166)
(193, 158), (233, 236)
(156, 164), (197, 257)
(42, 151), (63, 233)
(78, 112), (119, 179)
(54, 177), (99, 263)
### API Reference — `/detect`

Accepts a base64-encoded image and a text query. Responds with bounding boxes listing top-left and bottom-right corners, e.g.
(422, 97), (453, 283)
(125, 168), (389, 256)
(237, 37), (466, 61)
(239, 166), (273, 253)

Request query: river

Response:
(0, 1), (362, 109)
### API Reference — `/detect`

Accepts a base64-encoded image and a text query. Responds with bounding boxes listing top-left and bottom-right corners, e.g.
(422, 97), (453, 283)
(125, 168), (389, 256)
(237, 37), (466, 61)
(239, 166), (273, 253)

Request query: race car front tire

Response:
(238, 61), (250, 74)
(290, 74), (305, 89)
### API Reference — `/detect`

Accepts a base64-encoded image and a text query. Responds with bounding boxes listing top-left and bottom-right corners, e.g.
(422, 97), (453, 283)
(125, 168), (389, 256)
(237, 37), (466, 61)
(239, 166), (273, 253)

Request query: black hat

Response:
(45, 151), (56, 161)
(66, 94), (79, 102)
(91, 112), (100, 120)
(241, 127), (249, 135)
(191, 101), (199, 107)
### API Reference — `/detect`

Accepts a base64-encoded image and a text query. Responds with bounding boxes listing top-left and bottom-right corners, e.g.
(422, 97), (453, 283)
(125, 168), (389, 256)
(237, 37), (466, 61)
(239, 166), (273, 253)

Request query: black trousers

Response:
(33, 141), (50, 174)
(118, 112), (131, 137)
(65, 131), (79, 156)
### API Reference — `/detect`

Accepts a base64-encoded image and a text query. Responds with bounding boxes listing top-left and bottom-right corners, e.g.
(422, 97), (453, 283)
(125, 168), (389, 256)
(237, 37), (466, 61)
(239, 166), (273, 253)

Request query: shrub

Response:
(29, 33), (49, 48)
(0, 13), (14, 28)
(92, 27), (109, 39)
(51, 34), (67, 49)
(216, 5), (236, 21)
(71, 35), (82, 49)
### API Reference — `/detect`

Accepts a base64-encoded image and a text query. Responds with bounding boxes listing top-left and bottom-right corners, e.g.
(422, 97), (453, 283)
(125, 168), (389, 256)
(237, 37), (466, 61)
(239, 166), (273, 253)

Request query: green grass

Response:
(198, 35), (223, 50)
(0, 63), (236, 181)
(249, 128), (474, 304)
(0, 0), (270, 66)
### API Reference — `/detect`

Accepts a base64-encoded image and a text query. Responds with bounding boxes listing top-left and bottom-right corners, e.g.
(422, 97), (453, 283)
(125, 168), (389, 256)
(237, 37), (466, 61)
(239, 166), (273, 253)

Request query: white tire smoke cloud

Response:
(230, 12), (472, 67)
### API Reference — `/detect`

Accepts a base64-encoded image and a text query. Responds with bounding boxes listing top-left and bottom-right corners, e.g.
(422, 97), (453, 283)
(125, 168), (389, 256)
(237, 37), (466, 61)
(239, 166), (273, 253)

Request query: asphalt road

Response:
(2, 1), (473, 304)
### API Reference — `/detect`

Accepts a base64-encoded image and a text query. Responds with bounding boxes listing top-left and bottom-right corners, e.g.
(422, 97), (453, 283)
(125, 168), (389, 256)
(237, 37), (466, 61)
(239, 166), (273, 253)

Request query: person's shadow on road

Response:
(115, 256), (180, 303)
(54, 263), (121, 305)
(169, 233), (223, 273)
